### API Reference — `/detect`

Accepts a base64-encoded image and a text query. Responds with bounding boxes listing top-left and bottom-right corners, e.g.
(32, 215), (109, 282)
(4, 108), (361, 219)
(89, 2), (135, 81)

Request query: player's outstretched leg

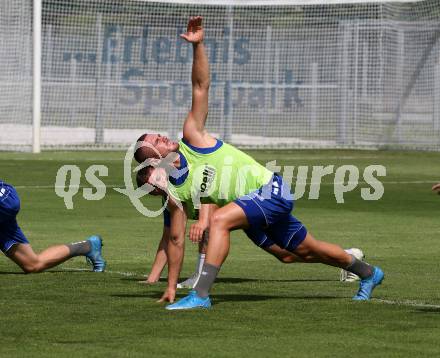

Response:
(6, 235), (106, 273)
(294, 233), (384, 300)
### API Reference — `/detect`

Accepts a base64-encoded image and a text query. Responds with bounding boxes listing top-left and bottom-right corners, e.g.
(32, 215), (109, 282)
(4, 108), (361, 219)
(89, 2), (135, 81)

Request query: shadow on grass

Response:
(53, 340), (97, 345)
(414, 307), (440, 314)
(0, 271), (24, 275)
(111, 292), (163, 299)
(111, 291), (343, 302)
(216, 277), (337, 283)
(121, 276), (337, 284)
(212, 294), (343, 302)
(122, 277), (166, 282)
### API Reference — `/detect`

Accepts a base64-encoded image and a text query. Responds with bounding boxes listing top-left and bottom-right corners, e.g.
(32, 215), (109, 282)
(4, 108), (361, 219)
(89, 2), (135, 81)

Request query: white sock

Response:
(196, 254), (206, 276)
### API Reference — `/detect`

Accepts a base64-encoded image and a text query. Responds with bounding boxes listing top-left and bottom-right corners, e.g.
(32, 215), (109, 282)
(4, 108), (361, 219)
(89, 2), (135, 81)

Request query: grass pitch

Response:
(0, 149), (439, 358)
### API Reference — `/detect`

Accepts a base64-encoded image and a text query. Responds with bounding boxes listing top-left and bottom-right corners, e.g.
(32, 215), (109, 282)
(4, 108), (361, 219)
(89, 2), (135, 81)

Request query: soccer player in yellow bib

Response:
(135, 17), (384, 309)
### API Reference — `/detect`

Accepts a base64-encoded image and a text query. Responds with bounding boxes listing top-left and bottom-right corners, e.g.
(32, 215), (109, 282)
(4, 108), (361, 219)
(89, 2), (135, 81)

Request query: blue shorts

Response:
(0, 181), (29, 253)
(234, 174), (307, 251)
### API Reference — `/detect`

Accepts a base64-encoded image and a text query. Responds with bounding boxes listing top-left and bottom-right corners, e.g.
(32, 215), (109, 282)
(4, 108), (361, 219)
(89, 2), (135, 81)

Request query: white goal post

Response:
(1, 0), (439, 152)
(33, 0), (42, 153)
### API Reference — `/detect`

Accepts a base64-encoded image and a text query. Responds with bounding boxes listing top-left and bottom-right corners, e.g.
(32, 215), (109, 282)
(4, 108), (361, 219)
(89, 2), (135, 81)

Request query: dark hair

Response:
(136, 165), (154, 188)
(134, 133), (148, 163)
(136, 166), (164, 196)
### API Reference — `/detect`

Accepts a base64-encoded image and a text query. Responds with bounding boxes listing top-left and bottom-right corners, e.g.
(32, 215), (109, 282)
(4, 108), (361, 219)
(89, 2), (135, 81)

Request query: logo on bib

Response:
(200, 165), (216, 193)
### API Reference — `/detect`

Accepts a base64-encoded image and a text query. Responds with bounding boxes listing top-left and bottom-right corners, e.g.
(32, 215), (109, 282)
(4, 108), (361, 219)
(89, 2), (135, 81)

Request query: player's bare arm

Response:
(159, 198), (187, 303)
(189, 204), (218, 243)
(180, 16), (216, 148)
(139, 227), (169, 284)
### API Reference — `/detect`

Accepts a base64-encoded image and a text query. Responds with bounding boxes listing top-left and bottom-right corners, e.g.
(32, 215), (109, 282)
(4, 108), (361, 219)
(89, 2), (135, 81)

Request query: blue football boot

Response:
(166, 290), (211, 310)
(85, 235), (106, 272)
(353, 266), (384, 301)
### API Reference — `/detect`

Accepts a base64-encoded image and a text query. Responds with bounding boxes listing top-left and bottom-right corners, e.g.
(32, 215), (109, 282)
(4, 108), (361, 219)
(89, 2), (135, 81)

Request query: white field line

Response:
(2, 158), (125, 161)
(63, 267), (143, 277)
(63, 268), (440, 309)
(14, 185), (123, 189)
(372, 298), (440, 309)
(12, 181), (439, 189)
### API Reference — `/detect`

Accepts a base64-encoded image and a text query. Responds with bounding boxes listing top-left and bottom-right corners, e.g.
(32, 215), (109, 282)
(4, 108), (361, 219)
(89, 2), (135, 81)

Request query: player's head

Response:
(134, 133), (179, 163)
(136, 165), (168, 196)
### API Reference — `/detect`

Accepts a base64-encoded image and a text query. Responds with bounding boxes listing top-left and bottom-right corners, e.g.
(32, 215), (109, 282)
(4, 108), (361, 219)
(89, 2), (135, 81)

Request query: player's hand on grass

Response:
(180, 16), (204, 43)
(432, 183), (440, 193)
(189, 221), (207, 243)
(158, 287), (176, 303)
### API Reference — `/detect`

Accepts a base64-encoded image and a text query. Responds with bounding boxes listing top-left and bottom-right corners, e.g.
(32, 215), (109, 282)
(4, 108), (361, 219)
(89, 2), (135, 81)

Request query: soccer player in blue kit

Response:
(135, 16), (385, 309)
(0, 180), (105, 273)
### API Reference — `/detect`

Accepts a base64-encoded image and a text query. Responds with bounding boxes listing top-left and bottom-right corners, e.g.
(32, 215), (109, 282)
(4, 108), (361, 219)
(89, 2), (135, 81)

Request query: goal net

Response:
(1, 0), (439, 150)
